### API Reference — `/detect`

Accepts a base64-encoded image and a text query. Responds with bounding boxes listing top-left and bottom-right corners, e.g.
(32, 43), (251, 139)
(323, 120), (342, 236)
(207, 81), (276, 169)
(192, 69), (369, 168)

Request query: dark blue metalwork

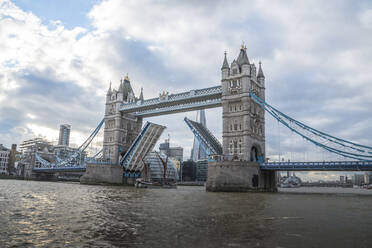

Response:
(184, 117), (222, 161)
(120, 121), (151, 169)
(33, 119), (105, 172)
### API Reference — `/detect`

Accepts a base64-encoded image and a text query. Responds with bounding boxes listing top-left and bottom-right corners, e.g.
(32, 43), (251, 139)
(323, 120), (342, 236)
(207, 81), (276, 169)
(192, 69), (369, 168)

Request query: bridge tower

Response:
(103, 75), (143, 165)
(206, 44), (276, 192)
(221, 44), (265, 162)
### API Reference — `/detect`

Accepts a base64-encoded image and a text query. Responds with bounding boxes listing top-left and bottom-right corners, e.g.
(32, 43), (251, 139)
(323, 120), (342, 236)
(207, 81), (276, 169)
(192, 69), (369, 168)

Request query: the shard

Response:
(190, 110), (208, 161)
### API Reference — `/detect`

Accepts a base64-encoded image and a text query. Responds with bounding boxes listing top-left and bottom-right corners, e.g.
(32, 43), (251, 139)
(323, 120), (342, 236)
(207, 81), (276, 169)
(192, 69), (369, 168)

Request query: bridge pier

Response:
(206, 161), (277, 192)
(80, 163), (124, 185)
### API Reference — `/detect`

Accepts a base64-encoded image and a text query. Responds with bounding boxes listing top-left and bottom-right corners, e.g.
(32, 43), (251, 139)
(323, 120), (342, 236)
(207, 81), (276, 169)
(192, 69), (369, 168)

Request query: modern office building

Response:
(145, 151), (179, 182)
(58, 124), (71, 146)
(181, 160), (196, 181)
(159, 139), (183, 162)
(196, 159), (208, 181)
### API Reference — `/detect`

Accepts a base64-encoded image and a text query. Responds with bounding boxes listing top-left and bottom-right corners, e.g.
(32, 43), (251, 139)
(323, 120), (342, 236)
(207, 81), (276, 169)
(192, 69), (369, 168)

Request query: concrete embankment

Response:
(0, 174), (24, 180)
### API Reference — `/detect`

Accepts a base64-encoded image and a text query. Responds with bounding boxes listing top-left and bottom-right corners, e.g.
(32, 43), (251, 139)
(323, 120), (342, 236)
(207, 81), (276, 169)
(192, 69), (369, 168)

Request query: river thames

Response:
(1, 180), (372, 248)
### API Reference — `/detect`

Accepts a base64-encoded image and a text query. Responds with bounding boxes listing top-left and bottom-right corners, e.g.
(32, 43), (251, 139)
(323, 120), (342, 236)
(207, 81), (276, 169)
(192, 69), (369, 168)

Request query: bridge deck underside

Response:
(33, 167), (86, 173)
(261, 161), (372, 171)
(120, 122), (166, 171)
(185, 118), (222, 155)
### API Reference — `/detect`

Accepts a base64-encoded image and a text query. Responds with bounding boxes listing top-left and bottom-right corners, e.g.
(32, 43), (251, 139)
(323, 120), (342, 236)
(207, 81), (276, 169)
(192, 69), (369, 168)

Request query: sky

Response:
(1, 0), (372, 181)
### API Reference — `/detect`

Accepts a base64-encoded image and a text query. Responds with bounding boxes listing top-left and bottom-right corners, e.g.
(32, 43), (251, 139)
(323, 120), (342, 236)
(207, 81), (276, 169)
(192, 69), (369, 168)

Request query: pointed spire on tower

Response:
(119, 79), (124, 92)
(107, 81), (112, 95)
(221, 51), (229, 70)
(124, 73), (130, 82)
(257, 61), (265, 78)
(139, 87), (144, 101)
(237, 41), (249, 66)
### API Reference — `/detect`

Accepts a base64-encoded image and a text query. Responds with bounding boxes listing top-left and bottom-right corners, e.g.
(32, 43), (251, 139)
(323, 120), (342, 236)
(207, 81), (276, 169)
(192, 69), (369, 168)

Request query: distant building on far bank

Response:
(159, 138), (183, 162)
(0, 144), (10, 175)
(352, 173), (365, 186)
(181, 160), (196, 181)
(196, 159), (208, 181)
(58, 124), (71, 146)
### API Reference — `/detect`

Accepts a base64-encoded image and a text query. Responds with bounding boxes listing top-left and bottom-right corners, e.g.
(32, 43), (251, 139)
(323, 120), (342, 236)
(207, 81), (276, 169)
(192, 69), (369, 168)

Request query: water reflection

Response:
(1, 181), (372, 247)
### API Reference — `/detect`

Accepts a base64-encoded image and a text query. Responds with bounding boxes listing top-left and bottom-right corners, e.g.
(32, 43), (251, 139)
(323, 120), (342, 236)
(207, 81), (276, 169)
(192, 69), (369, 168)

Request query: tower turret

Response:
(139, 87), (144, 103)
(117, 78), (124, 100)
(257, 61), (265, 86)
(106, 81), (112, 102)
(221, 51), (230, 80)
(122, 73), (134, 102)
(237, 42), (250, 75)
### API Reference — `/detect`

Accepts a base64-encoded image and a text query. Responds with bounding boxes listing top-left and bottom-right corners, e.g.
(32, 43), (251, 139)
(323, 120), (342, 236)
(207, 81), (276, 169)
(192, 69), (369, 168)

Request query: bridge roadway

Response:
(32, 167), (86, 173)
(120, 85), (222, 117)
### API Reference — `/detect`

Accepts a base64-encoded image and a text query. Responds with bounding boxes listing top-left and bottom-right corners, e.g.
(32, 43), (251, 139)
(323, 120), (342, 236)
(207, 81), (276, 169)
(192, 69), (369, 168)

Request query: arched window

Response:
(234, 120), (238, 131)
(229, 140), (233, 154)
(239, 139), (242, 154)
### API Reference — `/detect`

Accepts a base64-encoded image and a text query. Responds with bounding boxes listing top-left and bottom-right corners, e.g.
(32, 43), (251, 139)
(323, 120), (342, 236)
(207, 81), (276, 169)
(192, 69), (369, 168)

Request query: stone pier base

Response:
(206, 161), (277, 192)
(80, 163), (123, 185)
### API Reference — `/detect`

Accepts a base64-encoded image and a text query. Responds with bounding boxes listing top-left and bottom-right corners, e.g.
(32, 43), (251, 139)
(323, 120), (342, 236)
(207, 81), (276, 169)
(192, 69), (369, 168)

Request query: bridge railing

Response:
(261, 160), (372, 171)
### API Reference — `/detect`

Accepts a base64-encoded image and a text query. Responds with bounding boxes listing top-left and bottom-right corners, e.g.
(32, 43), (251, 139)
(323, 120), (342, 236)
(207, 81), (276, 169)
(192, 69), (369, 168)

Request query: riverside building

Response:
(0, 144), (10, 175)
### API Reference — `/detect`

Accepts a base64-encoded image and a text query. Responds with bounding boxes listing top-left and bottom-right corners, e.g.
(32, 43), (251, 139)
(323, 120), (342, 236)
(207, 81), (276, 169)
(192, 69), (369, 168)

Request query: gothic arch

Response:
(250, 144), (262, 162)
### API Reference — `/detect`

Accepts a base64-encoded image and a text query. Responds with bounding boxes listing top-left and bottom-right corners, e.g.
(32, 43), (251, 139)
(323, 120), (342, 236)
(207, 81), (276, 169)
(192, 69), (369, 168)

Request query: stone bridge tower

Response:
(103, 75), (143, 165)
(221, 44), (266, 162)
(206, 44), (275, 192)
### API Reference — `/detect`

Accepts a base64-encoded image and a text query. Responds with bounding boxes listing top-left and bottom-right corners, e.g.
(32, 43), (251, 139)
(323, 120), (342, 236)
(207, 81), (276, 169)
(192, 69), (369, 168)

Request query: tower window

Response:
(234, 141), (238, 154)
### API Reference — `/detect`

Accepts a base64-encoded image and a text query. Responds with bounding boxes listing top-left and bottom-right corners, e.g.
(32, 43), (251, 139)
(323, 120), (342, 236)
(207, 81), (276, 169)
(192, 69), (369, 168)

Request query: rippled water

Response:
(1, 180), (372, 248)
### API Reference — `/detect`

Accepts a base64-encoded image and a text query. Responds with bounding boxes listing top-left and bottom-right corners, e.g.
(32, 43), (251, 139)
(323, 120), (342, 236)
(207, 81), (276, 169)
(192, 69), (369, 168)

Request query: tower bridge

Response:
(32, 43), (372, 191)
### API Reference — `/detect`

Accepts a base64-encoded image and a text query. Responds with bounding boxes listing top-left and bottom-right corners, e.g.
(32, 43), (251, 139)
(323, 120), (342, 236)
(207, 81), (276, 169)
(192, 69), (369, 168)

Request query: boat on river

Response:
(135, 151), (177, 189)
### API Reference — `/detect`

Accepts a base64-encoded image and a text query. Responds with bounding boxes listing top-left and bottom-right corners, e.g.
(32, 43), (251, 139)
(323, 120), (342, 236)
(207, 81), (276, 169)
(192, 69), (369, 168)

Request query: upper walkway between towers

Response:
(120, 85), (222, 117)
